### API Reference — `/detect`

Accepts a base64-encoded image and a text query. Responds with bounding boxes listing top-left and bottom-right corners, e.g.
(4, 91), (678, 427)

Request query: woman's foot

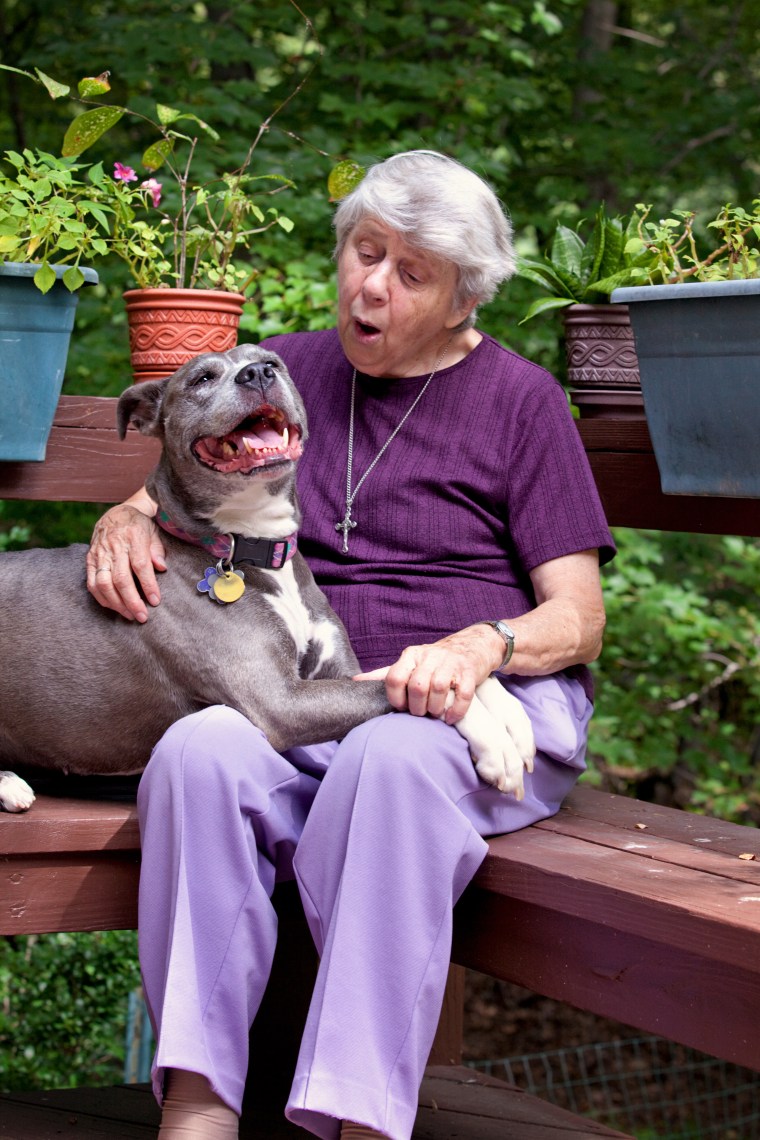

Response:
(158, 1069), (239, 1139)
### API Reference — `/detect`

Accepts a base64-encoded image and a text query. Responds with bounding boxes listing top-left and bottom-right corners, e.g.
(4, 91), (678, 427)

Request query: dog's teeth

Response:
(281, 427), (289, 447)
(242, 436), (257, 454)
(222, 441), (236, 456)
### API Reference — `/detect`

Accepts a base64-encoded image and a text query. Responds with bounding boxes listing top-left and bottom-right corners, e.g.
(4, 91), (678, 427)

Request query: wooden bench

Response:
(3, 396), (760, 1136)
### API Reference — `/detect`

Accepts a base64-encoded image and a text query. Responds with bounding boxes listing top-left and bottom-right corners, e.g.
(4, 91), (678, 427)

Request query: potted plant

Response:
(611, 202), (760, 497)
(515, 206), (660, 416)
(0, 148), (102, 460)
(4, 65), (297, 383)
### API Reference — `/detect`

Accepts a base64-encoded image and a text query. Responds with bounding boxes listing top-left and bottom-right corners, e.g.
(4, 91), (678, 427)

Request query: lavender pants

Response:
(136, 672), (592, 1140)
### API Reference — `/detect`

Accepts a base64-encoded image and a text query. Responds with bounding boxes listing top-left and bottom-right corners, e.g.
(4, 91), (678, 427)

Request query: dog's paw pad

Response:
(0, 772), (36, 813)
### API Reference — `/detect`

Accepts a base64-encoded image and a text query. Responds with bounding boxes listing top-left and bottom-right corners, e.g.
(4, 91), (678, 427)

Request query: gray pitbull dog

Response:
(0, 343), (534, 812)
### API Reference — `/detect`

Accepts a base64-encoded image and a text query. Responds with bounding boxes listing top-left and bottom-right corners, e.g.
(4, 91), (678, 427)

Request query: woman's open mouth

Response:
(353, 317), (382, 340)
(192, 405), (303, 474)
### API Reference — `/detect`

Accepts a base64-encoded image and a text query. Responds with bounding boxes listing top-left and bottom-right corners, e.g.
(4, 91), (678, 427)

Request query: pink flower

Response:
(113, 162), (137, 183)
(141, 178), (163, 208)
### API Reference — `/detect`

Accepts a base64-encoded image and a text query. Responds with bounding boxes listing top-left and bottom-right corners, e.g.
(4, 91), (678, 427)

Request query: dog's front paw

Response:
(0, 771), (36, 812)
(454, 678), (536, 799)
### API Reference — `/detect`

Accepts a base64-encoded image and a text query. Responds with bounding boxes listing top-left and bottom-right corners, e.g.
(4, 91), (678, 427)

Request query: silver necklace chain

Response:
(335, 339), (453, 553)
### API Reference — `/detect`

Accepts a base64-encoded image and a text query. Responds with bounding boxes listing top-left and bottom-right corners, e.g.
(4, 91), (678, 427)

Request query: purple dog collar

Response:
(156, 509), (297, 570)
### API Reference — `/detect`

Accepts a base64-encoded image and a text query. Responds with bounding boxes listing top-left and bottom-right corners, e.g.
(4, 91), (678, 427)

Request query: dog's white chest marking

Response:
(262, 564), (338, 672)
(211, 482), (297, 540)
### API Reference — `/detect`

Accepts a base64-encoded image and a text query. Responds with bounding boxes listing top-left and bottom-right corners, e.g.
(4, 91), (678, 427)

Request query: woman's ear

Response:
(446, 297), (478, 330)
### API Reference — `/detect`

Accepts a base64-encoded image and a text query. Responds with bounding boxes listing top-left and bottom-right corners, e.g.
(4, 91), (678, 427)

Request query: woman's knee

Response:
(140, 705), (267, 798)
(336, 711), (473, 793)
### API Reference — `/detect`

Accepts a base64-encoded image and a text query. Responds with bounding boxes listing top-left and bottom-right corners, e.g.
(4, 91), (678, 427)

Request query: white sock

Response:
(340, 1123), (388, 1139)
(157, 1069), (239, 1140)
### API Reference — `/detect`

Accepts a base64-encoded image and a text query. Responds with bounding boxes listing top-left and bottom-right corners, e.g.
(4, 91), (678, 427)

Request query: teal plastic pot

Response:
(0, 262), (98, 461)
(612, 279), (760, 497)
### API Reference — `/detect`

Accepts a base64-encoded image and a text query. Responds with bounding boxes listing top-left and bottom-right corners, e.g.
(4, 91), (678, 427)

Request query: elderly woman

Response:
(87, 151), (614, 1140)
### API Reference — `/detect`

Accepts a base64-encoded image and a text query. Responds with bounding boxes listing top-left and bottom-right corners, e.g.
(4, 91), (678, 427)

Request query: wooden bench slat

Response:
(0, 1068), (634, 1140)
(558, 784), (758, 853)
(0, 795), (139, 854)
(477, 826), (760, 967)
(0, 396), (158, 503)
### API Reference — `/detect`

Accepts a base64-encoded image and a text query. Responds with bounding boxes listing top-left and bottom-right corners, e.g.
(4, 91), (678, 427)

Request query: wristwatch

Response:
(478, 619), (516, 671)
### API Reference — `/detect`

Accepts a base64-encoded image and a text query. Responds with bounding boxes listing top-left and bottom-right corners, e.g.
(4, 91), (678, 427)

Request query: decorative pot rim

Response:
(612, 278), (760, 304)
(0, 260), (98, 285)
(123, 287), (246, 301)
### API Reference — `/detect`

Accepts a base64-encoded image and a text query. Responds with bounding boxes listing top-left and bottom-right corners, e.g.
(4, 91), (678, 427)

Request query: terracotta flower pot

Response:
(124, 288), (246, 382)
(563, 303), (643, 418)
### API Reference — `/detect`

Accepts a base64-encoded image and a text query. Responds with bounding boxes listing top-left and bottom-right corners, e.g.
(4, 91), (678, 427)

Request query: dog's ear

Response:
(116, 379), (169, 439)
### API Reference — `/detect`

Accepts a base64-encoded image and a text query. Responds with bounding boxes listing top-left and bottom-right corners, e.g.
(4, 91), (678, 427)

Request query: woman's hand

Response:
(356, 625), (503, 724)
(356, 550), (607, 725)
(86, 490), (165, 622)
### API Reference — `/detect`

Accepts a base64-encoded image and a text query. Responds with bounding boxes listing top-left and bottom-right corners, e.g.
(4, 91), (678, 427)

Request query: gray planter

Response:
(612, 279), (760, 497)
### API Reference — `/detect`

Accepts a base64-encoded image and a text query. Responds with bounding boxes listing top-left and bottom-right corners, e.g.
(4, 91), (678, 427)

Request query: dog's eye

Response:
(192, 372), (216, 386)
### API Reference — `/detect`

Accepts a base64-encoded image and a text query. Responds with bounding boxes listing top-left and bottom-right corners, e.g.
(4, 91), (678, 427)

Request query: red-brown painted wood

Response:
(0, 1067), (634, 1139)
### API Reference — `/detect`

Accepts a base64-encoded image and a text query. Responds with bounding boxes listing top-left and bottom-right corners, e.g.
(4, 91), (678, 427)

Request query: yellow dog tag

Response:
(212, 570), (246, 604)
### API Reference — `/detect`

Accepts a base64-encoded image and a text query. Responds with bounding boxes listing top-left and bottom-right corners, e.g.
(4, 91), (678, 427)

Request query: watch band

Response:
(478, 619), (516, 671)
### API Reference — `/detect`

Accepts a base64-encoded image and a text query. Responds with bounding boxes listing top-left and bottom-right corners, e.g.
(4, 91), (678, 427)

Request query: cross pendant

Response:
(335, 506), (357, 553)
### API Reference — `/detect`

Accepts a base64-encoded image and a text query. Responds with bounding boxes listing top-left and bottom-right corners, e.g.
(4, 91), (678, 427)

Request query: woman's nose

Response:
(362, 260), (390, 302)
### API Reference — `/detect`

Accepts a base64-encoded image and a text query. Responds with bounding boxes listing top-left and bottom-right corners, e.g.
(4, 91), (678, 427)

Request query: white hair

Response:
(333, 150), (516, 327)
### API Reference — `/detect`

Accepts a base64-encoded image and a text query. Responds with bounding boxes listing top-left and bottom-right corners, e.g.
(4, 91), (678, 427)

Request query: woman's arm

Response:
(85, 486), (164, 622)
(362, 549), (606, 723)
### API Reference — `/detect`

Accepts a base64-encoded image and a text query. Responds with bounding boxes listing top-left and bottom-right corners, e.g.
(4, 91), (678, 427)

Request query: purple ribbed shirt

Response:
(263, 329), (615, 696)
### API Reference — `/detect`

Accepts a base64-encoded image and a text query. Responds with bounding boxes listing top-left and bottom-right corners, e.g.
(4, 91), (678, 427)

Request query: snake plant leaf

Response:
(550, 225), (584, 277)
(579, 209), (606, 291)
(515, 257), (573, 297)
(519, 296), (576, 324)
(142, 138), (175, 172)
(62, 106), (125, 156)
(77, 72), (111, 97)
(597, 217), (625, 283)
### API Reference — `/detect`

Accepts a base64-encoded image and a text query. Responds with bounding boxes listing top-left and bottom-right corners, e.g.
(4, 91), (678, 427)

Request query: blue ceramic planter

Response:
(0, 262), (98, 461)
(612, 279), (760, 497)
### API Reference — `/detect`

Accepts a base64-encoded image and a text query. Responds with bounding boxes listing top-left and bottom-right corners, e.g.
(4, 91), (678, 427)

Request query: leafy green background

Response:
(1, 0), (759, 1095)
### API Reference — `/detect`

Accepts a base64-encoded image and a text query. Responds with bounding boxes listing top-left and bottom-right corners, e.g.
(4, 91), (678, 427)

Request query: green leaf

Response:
(82, 203), (112, 231)
(156, 104), (183, 126)
(142, 138), (174, 172)
(34, 68), (70, 99)
(62, 266), (85, 291)
(77, 72), (111, 97)
(515, 257), (573, 296)
(327, 160), (365, 201)
(62, 106), (125, 156)
(551, 225), (584, 277)
(518, 295), (575, 324)
(33, 262), (57, 294)
(597, 217), (624, 281)
(277, 215), (295, 233)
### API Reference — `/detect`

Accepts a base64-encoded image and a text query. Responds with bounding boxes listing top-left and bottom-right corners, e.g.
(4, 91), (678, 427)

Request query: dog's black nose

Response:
(235, 362), (278, 389)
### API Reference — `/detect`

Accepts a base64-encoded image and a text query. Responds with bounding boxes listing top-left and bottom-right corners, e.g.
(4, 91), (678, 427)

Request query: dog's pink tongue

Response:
(242, 425), (284, 449)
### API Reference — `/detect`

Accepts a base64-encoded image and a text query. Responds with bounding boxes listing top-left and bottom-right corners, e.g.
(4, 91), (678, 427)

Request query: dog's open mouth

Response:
(192, 406), (303, 474)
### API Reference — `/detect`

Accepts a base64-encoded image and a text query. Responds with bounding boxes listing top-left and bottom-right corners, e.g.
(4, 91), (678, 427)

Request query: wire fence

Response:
(469, 1037), (760, 1139)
